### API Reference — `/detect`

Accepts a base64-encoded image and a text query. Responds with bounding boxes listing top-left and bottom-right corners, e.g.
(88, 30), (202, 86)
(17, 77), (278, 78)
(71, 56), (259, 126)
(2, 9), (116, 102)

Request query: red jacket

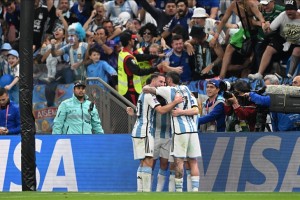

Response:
(224, 102), (257, 131)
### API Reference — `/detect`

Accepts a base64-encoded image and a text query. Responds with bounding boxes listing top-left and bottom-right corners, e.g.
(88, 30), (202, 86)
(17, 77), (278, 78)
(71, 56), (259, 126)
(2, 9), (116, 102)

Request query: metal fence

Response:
(85, 77), (136, 134)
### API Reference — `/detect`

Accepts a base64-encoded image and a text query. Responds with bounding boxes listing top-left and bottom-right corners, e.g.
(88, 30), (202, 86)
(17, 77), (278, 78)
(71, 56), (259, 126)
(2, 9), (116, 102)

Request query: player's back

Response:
(156, 85), (198, 134)
(131, 92), (159, 138)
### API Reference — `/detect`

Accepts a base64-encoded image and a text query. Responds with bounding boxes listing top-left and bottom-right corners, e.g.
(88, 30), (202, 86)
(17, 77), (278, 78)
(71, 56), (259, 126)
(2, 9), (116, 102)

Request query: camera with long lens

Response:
(219, 81), (235, 99)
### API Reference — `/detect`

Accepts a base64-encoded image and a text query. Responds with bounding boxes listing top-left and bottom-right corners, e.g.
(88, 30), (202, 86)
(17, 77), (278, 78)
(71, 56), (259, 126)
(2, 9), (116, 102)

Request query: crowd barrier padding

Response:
(1, 132), (300, 192)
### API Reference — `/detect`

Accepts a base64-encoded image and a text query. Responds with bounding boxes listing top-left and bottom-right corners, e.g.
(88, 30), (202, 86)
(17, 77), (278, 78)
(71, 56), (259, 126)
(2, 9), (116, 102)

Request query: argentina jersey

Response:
(131, 92), (161, 138)
(153, 95), (171, 139)
(156, 86), (198, 134)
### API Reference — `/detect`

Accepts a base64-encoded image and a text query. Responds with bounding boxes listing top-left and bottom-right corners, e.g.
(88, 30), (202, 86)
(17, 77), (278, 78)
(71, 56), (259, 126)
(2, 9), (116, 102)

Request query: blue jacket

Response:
(198, 95), (226, 132)
(87, 60), (117, 89)
(249, 92), (300, 131)
(0, 100), (20, 135)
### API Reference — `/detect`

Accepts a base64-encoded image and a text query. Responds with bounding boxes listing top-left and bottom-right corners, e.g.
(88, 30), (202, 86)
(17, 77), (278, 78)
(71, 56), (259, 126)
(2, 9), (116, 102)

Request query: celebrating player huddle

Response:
(128, 71), (202, 192)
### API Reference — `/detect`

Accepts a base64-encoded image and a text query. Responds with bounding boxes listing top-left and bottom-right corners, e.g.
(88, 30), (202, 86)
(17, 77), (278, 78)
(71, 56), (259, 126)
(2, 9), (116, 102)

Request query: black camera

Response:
(219, 81), (235, 99)
(223, 91), (234, 99)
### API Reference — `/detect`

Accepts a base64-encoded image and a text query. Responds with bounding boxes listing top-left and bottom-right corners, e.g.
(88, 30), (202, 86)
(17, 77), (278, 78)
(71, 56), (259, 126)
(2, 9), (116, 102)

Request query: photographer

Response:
(245, 75), (300, 131)
(224, 80), (257, 132)
(198, 79), (226, 132)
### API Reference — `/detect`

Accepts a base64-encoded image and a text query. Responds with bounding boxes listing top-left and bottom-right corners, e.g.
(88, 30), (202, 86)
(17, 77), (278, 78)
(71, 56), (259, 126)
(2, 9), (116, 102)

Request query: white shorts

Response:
(153, 138), (171, 160)
(132, 135), (154, 160)
(170, 133), (202, 158)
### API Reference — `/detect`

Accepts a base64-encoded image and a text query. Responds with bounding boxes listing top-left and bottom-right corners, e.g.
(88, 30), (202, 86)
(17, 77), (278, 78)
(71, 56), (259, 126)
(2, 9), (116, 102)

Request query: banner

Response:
(1, 133), (300, 192)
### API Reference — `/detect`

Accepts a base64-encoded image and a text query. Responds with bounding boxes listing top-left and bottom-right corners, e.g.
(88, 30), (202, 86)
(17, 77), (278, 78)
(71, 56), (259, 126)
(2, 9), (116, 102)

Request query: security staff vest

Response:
(135, 48), (152, 86)
(118, 50), (142, 95)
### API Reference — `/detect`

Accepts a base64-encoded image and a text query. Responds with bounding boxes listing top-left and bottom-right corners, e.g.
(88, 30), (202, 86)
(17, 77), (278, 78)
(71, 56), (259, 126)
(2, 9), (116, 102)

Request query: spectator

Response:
(0, 43), (12, 77)
(40, 13), (68, 83)
(198, 79), (226, 132)
(252, 0), (284, 72)
(224, 79), (257, 132)
(54, 0), (78, 26)
(248, 0), (300, 80)
(210, 0), (265, 79)
(0, 88), (20, 135)
(51, 22), (88, 81)
(164, 34), (191, 83)
(3, 49), (19, 103)
(196, 0), (220, 19)
(52, 80), (104, 134)
(124, 18), (142, 34)
(91, 26), (118, 70)
(102, 19), (122, 42)
(69, 0), (92, 26)
(83, 2), (107, 36)
(104, 0), (138, 26)
(134, 23), (162, 85)
(86, 47), (117, 90)
(117, 30), (160, 105)
(32, 0), (55, 52)
(161, 0), (193, 41)
(137, 0), (157, 27)
(189, 7), (225, 44)
(3, 0), (20, 45)
(186, 25), (224, 80)
(139, 0), (176, 35)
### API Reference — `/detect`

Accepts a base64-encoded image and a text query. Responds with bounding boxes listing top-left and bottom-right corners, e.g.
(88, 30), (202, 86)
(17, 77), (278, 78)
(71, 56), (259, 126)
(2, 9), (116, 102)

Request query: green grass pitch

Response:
(0, 192), (300, 200)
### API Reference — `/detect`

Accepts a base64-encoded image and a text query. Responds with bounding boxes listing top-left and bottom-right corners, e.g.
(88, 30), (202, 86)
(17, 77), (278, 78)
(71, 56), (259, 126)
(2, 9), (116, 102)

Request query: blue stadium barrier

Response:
(1, 132), (300, 192)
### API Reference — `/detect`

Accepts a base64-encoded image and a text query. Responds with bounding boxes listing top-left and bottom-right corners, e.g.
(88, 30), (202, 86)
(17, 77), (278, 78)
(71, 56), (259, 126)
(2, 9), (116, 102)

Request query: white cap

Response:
(1, 43), (12, 51)
(192, 7), (209, 18)
(260, 0), (273, 5)
(118, 12), (131, 26)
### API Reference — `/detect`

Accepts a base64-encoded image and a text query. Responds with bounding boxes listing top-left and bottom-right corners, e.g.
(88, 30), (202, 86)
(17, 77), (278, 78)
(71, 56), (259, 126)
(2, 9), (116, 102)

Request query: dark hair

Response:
(102, 19), (113, 26)
(95, 26), (109, 36)
(166, 0), (176, 5)
(171, 25), (188, 41)
(88, 47), (101, 55)
(0, 88), (8, 96)
(138, 23), (158, 37)
(176, 0), (188, 7)
(234, 80), (251, 93)
(166, 71), (180, 85)
(171, 34), (183, 43)
(120, 30), (133, 47)
(146, 72), (165, 84)
(4, 0), (15, 7)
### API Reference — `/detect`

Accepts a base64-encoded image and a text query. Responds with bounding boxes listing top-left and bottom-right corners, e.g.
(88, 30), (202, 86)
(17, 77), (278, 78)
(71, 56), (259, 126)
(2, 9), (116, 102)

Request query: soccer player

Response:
(127, 73), (183, 192)
(143, 71), (201, 192)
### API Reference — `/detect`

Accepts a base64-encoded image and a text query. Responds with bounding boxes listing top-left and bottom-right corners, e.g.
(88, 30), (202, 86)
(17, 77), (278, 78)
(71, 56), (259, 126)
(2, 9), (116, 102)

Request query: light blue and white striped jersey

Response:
(156, 85), (198, 134)
(153, 95), (171, 139)
(131, 92), (161, 138)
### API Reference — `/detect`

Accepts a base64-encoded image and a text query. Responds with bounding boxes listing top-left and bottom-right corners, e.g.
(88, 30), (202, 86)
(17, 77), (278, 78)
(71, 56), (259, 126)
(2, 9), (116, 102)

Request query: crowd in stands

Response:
(0, 0), (300, 134)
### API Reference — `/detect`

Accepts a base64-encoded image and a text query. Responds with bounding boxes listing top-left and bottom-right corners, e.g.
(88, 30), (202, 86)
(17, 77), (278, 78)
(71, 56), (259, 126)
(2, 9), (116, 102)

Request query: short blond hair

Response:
(94, 2), (105, 11)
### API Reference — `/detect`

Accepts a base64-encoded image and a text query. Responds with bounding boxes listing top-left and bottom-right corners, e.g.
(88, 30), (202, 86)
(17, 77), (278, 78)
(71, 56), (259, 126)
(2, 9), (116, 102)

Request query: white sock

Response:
(137, 167), (143, 192)
(136, 167), (143, 192)
(156, 169), (167, 192)
(186, 169), (192, 192)
(191, 176), (200, 192)
(168, 170), (175, 192)
(141, 166), (152, 192)
(175, 178), (183, 192)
